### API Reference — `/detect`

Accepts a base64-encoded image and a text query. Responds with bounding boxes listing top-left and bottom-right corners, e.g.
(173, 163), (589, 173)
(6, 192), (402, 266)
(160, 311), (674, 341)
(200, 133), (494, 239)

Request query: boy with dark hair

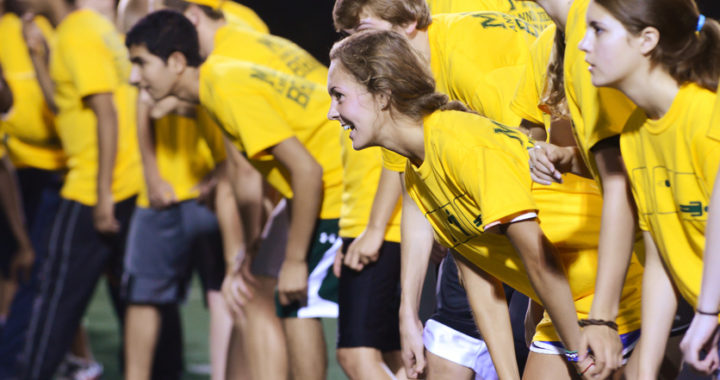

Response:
(127, 10), (344, 380)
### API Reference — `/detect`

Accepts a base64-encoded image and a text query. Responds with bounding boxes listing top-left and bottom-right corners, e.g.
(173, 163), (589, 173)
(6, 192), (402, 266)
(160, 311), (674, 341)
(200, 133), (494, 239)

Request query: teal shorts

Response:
(275, 218), (340, 319)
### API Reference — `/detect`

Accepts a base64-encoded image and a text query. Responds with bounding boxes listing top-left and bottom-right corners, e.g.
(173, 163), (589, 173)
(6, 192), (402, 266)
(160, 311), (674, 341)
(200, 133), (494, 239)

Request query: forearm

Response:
(0, 156), (31, 249)
(27, 46), (56, 114)
(458, 260), (520, 379)
(223, 140), (264, 254)
(697, 173), (720, 313)
(214, 174), (246, 270)
(365, 167), (402, 231)
(589, 147), (637, 320)
(399, 177), (434, 316)
(285, 163), (322, 262)
(88, 94), (118, 202)
(636, 232), (677, 379)
(507, 221), (582, 351)
(136, 98), (162, 186)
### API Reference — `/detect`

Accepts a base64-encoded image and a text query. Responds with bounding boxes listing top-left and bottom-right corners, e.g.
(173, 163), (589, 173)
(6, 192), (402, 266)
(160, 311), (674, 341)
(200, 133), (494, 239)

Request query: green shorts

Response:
(275, 218), (340, 319)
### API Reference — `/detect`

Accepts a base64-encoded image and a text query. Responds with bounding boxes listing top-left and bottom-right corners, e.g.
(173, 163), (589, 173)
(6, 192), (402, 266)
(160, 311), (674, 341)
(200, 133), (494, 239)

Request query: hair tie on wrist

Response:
(564, 350), (580, 362)
(697, 14), (706, 32)
(696, 308), (719, 316)
(578, 318), (618, 331)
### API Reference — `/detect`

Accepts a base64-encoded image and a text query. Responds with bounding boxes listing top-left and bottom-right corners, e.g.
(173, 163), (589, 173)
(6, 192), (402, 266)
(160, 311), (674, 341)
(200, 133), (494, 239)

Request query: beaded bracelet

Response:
(563, 350), (580, 362)
(696, 308), (720, 316)
(578, 318), (618, 331)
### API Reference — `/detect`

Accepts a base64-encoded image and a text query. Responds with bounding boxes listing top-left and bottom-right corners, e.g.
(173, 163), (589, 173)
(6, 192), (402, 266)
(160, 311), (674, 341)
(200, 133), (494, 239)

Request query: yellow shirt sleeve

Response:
(458, 145), (537, 229)
(62, 33), (120, 98)
(218, 85), (293, 159)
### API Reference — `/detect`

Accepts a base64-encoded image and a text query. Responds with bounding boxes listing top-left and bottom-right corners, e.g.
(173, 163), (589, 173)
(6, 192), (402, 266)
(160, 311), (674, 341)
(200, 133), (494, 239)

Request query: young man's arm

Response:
(136, 91), (176, 208)
(343, 167), (401, 271)
(398, 174), (434, 379)
(270, 137), (323, 306)
(85, 93), (120, 234)
(0, 155), (34, 282)
(22, 16), (57, 114)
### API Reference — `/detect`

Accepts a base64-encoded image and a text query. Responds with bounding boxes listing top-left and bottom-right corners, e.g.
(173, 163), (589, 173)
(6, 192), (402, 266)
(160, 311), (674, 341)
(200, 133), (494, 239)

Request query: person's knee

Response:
(337, 347), (378, 379)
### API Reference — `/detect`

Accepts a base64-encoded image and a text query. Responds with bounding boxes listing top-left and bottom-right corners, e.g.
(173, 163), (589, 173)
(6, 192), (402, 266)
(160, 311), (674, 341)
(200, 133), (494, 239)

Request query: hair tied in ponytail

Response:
(697, 14), (706, 32)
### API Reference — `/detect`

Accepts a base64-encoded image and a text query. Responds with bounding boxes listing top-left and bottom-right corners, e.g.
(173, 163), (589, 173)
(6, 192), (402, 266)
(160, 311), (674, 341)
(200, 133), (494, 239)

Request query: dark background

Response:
(235, 0), (340, 65)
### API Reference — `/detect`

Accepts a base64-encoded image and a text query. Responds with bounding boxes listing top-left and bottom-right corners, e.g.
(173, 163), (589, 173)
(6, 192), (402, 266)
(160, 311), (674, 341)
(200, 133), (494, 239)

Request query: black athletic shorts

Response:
(337, 238), (401, 351)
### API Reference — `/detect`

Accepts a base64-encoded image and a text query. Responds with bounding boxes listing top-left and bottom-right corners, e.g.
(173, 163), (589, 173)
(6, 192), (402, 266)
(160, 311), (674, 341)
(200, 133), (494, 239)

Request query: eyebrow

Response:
(588, 20), (603, 29)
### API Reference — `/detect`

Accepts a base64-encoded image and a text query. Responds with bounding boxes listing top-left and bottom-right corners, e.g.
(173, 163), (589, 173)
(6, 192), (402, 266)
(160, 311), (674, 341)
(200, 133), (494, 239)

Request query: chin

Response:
(351, 137), (372, 151)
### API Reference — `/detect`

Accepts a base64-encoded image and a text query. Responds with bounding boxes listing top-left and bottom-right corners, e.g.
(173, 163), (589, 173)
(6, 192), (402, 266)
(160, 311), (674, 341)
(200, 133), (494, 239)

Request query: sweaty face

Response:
(579, 0), (645, 88)
(327, 60), (383, 150)
(128, 44), (178, 101)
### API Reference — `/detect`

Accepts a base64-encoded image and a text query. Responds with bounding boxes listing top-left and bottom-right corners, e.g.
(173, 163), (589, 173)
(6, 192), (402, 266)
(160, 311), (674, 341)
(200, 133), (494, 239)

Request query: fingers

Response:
(343, 248), (364, 271)
(333, 252), (343, 278)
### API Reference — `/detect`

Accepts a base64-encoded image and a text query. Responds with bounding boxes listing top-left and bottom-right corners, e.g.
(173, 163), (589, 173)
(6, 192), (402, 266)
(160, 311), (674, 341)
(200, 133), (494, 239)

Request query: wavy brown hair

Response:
(332, 0), (431, 33)
(540, 29), (570, 120)
(330, 30), (470, 122)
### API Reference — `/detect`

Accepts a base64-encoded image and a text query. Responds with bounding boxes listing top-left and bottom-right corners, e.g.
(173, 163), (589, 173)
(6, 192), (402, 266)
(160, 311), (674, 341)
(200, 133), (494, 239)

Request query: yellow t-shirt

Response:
(621, 83), (720, 307)
(222, 1), (269, 33)
(198, 57), (342, 219)
(339, 130), (401, 241)
(212, 24), (327, 85)
(426, 0), (552, 31)
(564, 0), (635, 183)
(136, 109), (226, 207)
(51, 9), (140, 205)
(0, 13), (65, 170)
(383, 11), (538, 172)
(405, 109), (640, 340)
(510, 24), (555, 128)
(509, 23), (643, 336)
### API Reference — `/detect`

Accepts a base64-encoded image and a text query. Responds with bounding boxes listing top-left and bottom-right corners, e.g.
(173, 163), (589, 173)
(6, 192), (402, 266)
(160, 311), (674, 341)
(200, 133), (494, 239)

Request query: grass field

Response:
(85, 277), (348, 380)
(78, 273), (713, 380)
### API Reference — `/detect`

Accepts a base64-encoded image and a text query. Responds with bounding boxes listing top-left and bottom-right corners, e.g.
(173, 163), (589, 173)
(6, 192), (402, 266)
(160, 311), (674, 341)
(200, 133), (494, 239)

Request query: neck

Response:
(172, 67), (201, 104)
(377, 114), (426, 166)
(617, 64), (679, 120)
(535, 0), (573, 31)
(201, 18), (226, 57)
(46, 0), (75, 27)
(408, 28), (431, 65)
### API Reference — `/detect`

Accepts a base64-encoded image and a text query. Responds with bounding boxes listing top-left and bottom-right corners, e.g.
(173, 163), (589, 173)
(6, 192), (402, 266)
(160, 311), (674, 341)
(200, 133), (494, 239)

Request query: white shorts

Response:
(423, 319), (499, 380)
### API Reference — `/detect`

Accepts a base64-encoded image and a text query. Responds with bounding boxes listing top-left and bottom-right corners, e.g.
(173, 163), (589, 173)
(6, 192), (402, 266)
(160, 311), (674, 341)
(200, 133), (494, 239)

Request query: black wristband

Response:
(578, 318), (618, 331)
(696, 308), (720, 316)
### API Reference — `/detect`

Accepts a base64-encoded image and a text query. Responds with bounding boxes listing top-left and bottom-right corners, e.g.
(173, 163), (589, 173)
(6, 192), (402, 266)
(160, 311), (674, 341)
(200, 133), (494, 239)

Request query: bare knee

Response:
(337, 347), (386, 380)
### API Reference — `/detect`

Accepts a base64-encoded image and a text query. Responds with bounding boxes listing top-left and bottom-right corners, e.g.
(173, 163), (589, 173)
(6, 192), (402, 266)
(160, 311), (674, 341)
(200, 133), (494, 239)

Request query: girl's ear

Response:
(638, 26), (660, 55)
(377, 91), (390, 110)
